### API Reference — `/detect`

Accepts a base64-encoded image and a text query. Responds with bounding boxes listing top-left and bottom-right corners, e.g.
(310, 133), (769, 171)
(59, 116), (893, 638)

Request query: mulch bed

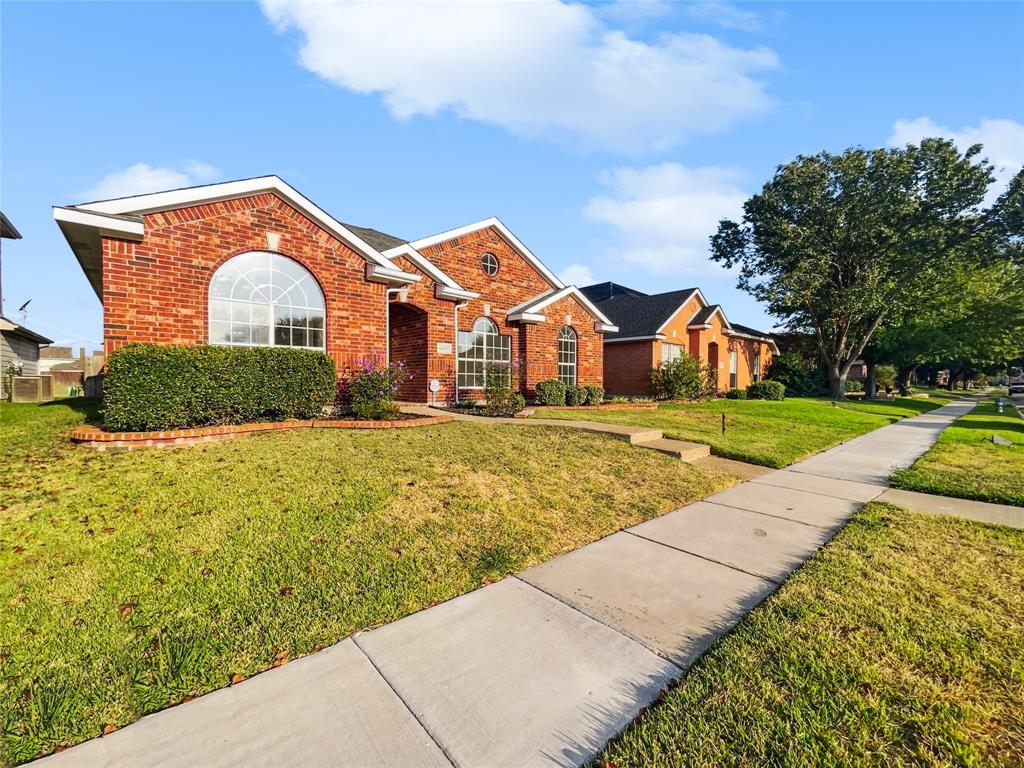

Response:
(70, 414), (454, 450)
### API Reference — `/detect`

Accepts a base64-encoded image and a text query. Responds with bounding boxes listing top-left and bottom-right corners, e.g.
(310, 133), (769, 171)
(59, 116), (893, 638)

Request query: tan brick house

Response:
(54, 176), (616, 404)
(580, 282), (777, 396)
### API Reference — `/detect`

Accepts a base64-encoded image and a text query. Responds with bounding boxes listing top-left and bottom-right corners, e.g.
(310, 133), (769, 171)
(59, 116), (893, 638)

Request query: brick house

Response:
(580, 282), (777, 396)
(54, 176), (616, 404)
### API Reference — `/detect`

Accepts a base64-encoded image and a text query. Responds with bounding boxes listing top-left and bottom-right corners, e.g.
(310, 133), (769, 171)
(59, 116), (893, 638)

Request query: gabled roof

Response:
(382, 243), (480, 301)
(582, 286), (699, 340)
(405, 217), (565, 291)
(54, 175), (421, 298)
(342, 223), (407, 252)
(506, 286), (618, 331)
(688, 304), (730, 329)
(729, 321), (774, 341)
(0, 315), (52, 345)
(0, 211), (21, 240)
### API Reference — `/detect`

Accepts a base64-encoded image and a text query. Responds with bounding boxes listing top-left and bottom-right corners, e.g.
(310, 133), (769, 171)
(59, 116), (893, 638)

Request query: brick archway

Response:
(389, 302), (429, 402)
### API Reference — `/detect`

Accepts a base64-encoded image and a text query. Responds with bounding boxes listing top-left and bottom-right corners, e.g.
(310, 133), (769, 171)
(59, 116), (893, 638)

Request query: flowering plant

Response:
(349, 353), (410, 419)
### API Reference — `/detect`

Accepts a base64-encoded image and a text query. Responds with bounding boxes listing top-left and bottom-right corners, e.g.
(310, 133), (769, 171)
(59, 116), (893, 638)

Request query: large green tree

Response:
(712, 139), (1022, 399)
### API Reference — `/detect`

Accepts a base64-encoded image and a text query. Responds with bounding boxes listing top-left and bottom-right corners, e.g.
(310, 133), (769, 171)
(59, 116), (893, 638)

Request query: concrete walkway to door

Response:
(37, 400), (976, 768)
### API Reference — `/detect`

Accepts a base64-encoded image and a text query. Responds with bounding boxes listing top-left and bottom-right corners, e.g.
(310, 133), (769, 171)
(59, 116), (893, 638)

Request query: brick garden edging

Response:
(70, 415), (454, 450)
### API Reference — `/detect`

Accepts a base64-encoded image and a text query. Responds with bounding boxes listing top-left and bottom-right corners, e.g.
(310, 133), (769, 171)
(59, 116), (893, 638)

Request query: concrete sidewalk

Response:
(38, 399), (975, 768)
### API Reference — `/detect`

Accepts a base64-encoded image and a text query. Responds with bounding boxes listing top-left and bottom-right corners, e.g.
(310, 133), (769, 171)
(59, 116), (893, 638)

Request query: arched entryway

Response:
(388, 302), (429, 402)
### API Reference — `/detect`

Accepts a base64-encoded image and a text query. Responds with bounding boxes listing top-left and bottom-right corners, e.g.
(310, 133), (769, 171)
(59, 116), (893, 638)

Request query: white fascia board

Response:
(726, 329), (779, 353)
(506, 311), (546, 324)
(435, 285), (480, 301)
(687, 323), (712, 330)
(507, 285), (616, 326)
(383, 243), (468, 292)
(365, 263), (422, 287)
(73, 175), (418, 279)
(654, 289), (700, 334)
(603, 334), (665, 344)
(594, 322), (620, 333)
(53, 207), (144, 239)
(406, 216), (565, 290)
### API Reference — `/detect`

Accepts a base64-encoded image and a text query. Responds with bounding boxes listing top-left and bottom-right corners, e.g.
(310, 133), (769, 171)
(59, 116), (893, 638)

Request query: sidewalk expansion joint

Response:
(622, 529), (783, 585)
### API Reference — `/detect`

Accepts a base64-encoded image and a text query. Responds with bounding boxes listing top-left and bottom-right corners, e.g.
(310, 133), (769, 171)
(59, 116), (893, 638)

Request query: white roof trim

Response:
(594, 322), (619, 333)
(604, 334), (666, 344)
(53, 207), (144, 239)
(435, 285), (480, 301)
(364, 263), (421, 287)
(506, 311), (546, 324)
(383, 243), (471, 293)
(726, 329), (780, 353)
(687, 304), (732, 330)
(654, 288), (708, 334)
(72, 175), (417, 279)
(506, 285), (615, 326)
(405, 216), (564, 290)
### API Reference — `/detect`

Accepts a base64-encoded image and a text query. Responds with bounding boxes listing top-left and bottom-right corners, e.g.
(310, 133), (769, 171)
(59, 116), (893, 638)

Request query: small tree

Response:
(712, 139), (1021, 399)
(650, 356), (715, 400)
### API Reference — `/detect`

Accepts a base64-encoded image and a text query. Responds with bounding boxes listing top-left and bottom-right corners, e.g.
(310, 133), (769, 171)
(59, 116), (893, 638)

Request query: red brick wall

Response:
(100, 193), (387, 379)
(388, 302), (428, 401)
(522, 294), (603, 393)
(603, 340), (656, 396)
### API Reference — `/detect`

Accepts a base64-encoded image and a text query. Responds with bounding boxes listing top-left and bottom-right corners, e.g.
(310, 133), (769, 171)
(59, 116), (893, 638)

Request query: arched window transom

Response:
(558, 326), (577, 385)
(209, 251), (325, 350)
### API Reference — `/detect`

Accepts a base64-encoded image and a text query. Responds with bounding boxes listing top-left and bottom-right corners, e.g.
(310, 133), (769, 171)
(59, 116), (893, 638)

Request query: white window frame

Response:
(729, 350), (738, 389)
(558, 326), (577, 385)
(208, 251), (325, 351)
(481, 252), (499, 277)
(753, 349), (762, 382)
(457, 317), (510, 389)
(660, 342), (684, 365)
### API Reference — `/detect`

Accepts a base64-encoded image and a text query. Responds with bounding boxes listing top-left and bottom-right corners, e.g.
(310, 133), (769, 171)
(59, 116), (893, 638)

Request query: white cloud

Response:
(584, 163), (748, 275)
(888, 117), (1024, 199)
(683, 2), (762, 32)
(79, 161), (220, 202)
(261, 0), (777, 152)
(559, 263), (596, 286)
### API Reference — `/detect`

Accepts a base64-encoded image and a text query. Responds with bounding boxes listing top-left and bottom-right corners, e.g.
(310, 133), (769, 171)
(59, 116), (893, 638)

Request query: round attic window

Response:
(481, 252), (499, 276)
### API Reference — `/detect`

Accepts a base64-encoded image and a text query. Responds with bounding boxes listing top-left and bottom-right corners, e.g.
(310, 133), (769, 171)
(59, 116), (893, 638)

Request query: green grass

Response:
(598, 503), (1024, 767)
(892, 398), (1024, 507)
(0, 399), (739, 765)
(537, 397), (949, 468)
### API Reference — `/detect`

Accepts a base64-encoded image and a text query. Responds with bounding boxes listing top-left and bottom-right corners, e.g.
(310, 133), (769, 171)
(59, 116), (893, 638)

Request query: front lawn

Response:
(599, 503), (1024, 767)
(892, 398), (1024, 506)
(0, 399), (738, 765)
(537, 397), (948, 468)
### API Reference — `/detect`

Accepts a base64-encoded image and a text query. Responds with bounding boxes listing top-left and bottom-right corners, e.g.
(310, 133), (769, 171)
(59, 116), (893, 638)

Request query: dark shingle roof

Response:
(729, 321), (774, 341)
(583, 286), (698, 339)
(578, 282), (648, 303)
(342, 223), (407, 252)
(688, 304), (722, 326)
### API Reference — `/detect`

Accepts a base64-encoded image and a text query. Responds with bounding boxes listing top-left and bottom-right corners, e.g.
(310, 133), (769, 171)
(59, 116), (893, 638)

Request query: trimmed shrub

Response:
(583, 385), (605, 405)
(650, 356), (716, 400)
(104, 343), (337, 431)
(349, 357), (408, 420)
(535, 379), (568, 406)
(725, 387), (747, 400)
(845, 379), (864, 392)
(481, 363), (525, 417)
(746, 380), (786, 400)
(765, 352), (825, 397)
(565, 384), (587, 406)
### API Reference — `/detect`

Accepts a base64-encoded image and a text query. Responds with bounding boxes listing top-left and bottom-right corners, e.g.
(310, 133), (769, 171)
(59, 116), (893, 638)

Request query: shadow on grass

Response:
(39, 396), (103, 425)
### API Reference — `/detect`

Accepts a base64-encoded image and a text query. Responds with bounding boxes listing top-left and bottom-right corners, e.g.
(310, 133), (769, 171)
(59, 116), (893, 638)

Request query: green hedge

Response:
(746, 380), (786, 401)
(725, 387), (747, 399)
(104, 344), (337, 431)
(584, 385), (605, 405)
(535, 379), (568, 405)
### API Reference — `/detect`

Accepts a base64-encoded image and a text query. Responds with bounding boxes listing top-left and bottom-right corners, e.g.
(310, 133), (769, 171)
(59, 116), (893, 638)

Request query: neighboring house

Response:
(580, 282), (777, 396)
(39, 346), (104, 375)
(54, 176), (616, 404)
(1, 314), (52, 377)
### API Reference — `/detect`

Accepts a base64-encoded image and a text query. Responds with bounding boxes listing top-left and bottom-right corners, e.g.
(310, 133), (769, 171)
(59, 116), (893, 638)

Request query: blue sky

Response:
(2, 1), (1022, 350)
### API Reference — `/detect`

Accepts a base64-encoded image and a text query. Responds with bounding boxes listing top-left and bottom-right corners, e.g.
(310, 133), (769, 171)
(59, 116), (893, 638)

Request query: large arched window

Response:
(457, 317), (511, 388)
(558, 326), (577, 385)
(209, 251), (325, 350)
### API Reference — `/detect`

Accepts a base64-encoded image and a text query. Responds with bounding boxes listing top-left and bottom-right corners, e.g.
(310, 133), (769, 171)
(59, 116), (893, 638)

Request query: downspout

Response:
(384, 287), (405, 365)
(453, 300), (469, 404)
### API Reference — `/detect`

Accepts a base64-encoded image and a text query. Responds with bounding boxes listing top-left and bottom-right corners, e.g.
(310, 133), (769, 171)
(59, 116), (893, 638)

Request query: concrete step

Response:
(529, 419), (663, 444)
(637, 437), (710, 462)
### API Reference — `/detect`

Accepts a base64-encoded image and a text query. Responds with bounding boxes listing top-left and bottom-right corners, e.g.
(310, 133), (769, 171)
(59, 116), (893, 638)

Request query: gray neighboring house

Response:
(1, 211), (53, 382)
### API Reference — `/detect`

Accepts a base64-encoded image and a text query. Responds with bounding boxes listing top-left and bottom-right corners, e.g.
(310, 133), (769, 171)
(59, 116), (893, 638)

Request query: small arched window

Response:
(558, 326), (577, 385)
(209, 251), (325, 350)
